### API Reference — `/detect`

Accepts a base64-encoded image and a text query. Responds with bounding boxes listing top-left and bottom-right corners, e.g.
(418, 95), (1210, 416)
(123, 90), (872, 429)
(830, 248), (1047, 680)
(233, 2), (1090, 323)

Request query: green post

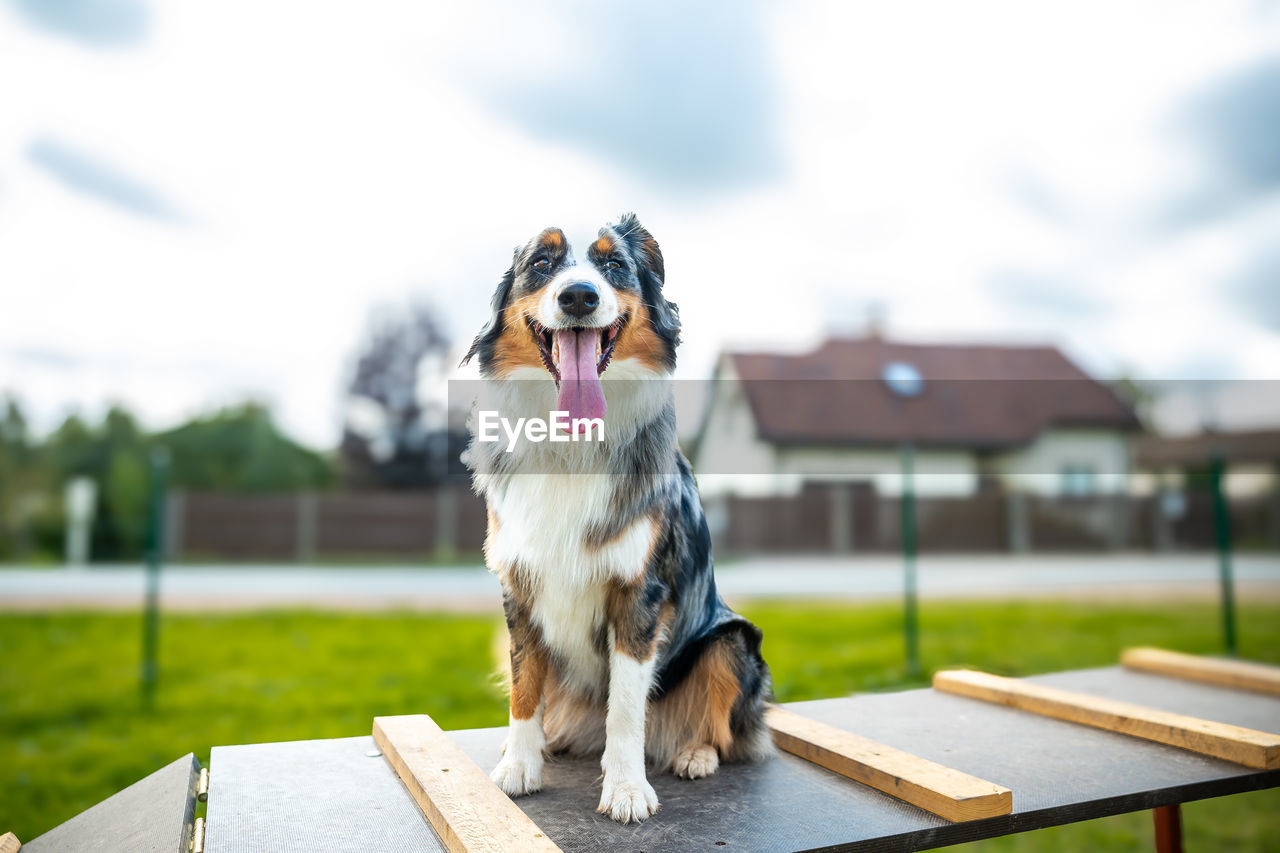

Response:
(901, 443), (920, 678)
(141, 447), (170, 709)
(1210, 453), (1237, 656)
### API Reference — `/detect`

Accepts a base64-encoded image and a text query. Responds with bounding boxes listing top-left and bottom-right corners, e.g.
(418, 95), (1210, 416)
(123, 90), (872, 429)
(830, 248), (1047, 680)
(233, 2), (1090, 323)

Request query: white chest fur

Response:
(489, 473), (657, 695)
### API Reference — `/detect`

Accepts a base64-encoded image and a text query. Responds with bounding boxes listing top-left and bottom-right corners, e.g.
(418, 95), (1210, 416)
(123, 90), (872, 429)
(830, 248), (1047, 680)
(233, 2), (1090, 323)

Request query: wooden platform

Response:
(23, 664), (1280, 853)
(207, 666), (1279, 853)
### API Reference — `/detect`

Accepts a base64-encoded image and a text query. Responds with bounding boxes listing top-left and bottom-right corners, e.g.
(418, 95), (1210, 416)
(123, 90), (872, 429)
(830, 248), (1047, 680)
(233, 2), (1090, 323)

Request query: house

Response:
(1132, 428), (1280, 550)
(692, 336), (1142, 498)
(1134, 428), (1280, 498)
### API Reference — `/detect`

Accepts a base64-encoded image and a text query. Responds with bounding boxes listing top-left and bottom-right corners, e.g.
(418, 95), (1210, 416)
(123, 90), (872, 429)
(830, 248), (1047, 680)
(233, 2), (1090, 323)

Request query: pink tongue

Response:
(555, 328), (606, 429)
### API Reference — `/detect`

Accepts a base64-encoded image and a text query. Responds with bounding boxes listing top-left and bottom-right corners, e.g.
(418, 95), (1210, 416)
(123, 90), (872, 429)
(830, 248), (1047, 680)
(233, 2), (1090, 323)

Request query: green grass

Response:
(2, 600), (1278, 849)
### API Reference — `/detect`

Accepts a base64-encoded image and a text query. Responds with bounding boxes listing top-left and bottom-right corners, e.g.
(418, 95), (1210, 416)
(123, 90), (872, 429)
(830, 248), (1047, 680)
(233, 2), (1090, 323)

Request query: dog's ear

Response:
(614, 212), (665, 285)
(613, 212), (681, 352)
(460, 260), (516, 368)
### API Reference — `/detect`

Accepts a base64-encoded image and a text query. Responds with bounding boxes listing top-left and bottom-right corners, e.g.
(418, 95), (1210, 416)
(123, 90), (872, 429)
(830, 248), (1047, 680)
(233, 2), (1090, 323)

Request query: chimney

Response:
(866, 301), (886, 340)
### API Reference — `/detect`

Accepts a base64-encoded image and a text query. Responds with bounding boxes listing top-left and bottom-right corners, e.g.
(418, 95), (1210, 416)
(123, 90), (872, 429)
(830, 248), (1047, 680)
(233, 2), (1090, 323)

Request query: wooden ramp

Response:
(373, 715), (561, 853)
(934, 669), (1280, 769)
(766, 706), (1012, 821)
(1122, 647), (1280, 698)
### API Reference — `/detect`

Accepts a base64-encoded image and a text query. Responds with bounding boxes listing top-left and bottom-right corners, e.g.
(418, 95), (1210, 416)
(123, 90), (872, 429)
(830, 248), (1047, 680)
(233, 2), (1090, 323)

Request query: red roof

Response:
(726, 337), (1141, 449)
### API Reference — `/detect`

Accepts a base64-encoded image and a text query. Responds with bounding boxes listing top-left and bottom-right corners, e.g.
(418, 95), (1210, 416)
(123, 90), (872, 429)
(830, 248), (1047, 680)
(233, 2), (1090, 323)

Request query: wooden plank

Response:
(766, 706), (1013, 822)
(372, 715), (562, 853)
(1122, 647), (1280, 698)
(933, 670), (1280, 770)
(0, 833), (20, 853)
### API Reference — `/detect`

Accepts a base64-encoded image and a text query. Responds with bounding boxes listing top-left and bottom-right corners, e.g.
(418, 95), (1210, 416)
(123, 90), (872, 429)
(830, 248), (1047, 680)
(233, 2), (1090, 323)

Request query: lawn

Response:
(2, 600), (1278, 850)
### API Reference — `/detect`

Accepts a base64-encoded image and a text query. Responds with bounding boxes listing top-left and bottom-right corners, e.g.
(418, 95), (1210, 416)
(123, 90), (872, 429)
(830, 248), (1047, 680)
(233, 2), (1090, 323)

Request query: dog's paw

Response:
(673, 744), (720, 779)
(597, 776), (659, 823)
(490, 756), (543, 797)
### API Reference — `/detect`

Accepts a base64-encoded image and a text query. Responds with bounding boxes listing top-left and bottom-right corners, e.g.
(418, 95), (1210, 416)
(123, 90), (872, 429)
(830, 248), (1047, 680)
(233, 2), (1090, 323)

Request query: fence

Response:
(711, 484), (1280, 555)
(166, 485), (1280, 562)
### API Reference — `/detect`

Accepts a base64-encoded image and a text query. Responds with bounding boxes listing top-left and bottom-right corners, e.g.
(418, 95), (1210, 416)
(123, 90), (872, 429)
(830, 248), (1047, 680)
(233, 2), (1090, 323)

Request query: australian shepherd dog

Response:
(461, 214), (773, 823)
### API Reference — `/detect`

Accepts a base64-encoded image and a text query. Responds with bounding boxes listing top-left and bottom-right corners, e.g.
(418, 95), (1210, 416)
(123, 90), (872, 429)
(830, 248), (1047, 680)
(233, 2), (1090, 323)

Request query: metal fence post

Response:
(901, 444), (920, 678)
(296, 491), (317, 563)
(830, 482), (852, 553)
(435, 487), (457, 561)
(1210, 454), (1237, 656)
(141, 447), (169, 709)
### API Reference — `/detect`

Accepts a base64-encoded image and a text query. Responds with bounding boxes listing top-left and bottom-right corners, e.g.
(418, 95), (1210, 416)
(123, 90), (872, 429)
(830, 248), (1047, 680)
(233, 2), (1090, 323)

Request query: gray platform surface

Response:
(24, 753), (199, 853)
(204, 666), (1280, 853)
(206, 736), (444, 853)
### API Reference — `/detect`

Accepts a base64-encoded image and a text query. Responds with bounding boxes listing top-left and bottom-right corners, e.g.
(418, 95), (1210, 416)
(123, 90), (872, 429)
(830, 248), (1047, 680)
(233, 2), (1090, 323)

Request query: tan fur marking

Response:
(509, 644), (548, 720)
(592, 235), (615, 255)
(483, 510), (501, 572)
(543, 672), (605, 755)
(589, 513), (660, 555)
(541, 228), (564, 249)
(492, 293), (545, 376)
(502, 568), (549, 721)
(612, 295), (667, 371)
(659, 639), (740, 754)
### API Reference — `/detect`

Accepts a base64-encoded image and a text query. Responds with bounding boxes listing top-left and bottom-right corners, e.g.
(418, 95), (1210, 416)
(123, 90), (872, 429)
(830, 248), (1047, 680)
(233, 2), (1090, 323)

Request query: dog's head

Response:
(462, 213), (680, 423)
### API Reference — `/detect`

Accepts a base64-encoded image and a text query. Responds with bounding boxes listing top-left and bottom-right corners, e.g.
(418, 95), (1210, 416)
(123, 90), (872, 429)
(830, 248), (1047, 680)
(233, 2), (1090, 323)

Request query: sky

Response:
(1, 0), (1278, 448)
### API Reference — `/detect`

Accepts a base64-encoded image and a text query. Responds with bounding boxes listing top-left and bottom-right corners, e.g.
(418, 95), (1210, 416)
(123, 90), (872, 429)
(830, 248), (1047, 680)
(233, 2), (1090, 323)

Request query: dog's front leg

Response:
(491, 589), (549, 796)
(598, 578), (666, 823)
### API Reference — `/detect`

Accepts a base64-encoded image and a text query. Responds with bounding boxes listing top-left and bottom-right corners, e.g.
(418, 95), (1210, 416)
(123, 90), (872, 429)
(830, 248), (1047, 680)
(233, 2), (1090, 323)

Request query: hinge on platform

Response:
(197, 767), (209, 802)
(191, 817), (206, 853)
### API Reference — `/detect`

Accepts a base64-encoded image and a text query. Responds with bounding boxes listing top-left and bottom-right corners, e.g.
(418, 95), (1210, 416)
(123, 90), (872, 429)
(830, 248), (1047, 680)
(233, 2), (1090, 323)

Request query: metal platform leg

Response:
(1153, 804), (1184, 853)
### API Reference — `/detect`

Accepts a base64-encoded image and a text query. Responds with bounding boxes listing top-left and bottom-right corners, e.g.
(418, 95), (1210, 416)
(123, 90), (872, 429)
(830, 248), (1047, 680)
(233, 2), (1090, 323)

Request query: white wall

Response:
(692, 359), (781, 496)
(993, 429), (1130, 496)
(775, 446), (977, 496)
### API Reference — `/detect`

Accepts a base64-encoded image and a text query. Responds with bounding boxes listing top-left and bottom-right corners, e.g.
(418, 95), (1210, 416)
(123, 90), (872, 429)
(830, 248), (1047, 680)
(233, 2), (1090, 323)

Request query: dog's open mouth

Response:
(529, 316), (625, 383)
(528, 316), (624, 427)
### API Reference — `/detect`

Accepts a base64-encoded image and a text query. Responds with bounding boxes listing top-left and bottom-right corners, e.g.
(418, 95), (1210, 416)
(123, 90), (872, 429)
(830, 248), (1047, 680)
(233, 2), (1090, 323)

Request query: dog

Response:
(461, 214), (773, 824)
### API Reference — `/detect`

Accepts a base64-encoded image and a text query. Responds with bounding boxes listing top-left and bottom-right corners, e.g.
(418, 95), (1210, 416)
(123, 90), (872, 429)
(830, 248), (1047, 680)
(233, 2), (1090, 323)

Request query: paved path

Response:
(1, 553), (1277, 610)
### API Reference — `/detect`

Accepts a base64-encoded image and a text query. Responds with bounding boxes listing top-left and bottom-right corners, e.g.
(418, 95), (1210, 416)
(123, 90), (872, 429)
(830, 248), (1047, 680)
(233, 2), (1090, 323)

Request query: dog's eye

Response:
(532, 256), (550, 270)
(605, 260), (621, 271)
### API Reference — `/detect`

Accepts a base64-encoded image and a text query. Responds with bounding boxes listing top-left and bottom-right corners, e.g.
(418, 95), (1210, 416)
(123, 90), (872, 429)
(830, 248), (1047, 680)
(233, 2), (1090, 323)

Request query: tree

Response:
(158, 402), (334, 493)
(0, 395), (40, 558)
(0, 398), (338, 563)
(340, 300), (464, 488)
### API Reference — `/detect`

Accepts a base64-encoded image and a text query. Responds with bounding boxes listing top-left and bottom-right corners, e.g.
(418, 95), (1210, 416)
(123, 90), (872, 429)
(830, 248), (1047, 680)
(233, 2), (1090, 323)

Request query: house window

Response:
(1061, 465), (1096, 497)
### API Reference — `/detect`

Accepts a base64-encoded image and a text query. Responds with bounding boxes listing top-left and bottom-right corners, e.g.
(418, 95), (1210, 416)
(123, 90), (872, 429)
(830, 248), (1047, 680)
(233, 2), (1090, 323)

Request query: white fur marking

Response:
(491, 702), (546, 797)
(486, 472), (659, 696)
(673, 744), (719, 779)
(538, 262), (619, 329)
(598, 648), (659, 823)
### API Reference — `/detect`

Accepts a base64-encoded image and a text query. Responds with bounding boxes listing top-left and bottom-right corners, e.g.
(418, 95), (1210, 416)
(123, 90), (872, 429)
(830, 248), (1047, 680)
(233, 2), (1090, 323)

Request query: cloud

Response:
(1182, 57), (1280, 191)
(3, 346), (82, 369)
(27, 136), (183, 222)
(6, 0), (149, 48)
(463, 0), (780, 193)
(1160, 55), (1280, 228)
(987, 270), (1103, 320)
(1002, 170), (1070, 225)
(1231, 243), (1280, 332)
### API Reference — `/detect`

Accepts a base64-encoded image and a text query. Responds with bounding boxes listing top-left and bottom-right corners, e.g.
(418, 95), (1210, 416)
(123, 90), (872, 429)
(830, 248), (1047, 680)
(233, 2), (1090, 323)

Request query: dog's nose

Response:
(557, 282), (600, 319)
